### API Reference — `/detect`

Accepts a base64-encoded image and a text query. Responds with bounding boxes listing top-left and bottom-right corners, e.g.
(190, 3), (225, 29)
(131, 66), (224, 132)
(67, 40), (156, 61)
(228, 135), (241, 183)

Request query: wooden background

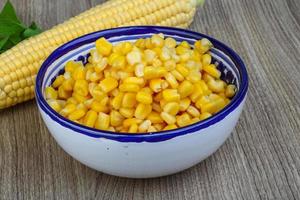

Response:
(0, 0), (299, 199)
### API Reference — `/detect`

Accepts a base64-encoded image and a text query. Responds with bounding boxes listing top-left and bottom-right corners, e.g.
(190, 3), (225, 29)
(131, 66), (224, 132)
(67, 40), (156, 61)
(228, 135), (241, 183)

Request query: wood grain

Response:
(0, 0), (299, 199)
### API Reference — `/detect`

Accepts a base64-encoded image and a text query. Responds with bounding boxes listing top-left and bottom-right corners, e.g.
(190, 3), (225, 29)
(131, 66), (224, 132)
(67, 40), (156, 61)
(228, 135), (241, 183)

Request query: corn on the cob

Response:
(0, 0), (200, 109)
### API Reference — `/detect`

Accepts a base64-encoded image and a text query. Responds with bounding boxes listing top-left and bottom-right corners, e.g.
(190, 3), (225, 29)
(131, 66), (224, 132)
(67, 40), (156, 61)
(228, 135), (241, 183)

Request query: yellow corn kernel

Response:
(122, 93), (136, 108)
(200, 112), (212, 121)
(111, 88), (119, 97)
(203, 64), (221, 79)
(140, 87), (153, 94)
(144, 49), (157, 64)
(225, 84), (236, 98)
(58, 86), (71, 100)
(179, 98), (191, 111)
(147, 112), (164, 124)
(187, 105), (200, 117)
(191, 50), (202, 62)
(73, 79), (89, 96)
(99, 77), (118, 93)
(65, 61), (81, 73)
(180, 41), (190, 49)
(112, 92), (124, 110)
(134, 103), (152, 120)
(163, 124), (178, 131)
(52, 75), (65, 88)
(144, 67), (166, 79)
(151, 34), (164, 48)
(164, 37), (177, 48)
(121, 42), (133, 55)
(111, 55), (126, 69)
(72, 66), (86, 80)
(176, 64), (189, 77)
(153, 58), (163, 67)
(147, 126), (157, 133)
(162, 89), (180, 102)
(119, 83), (140, 92)
(145, 38), (153, 49)
(136, 91), (152, 104)
(161, 112), (176, 125)
(60, 103), (76, 117)
(123, 77), (144, 86)
(149, 79), (163, 93)
(160, 99), (167, 108)
(83, 110), (97, 128)
(190, 84), (204, 103)
(138, 120), (152, 132)
(68, 109), (86, 121)
(186, 71), (201, 83)
(63, 72), (72, 80)
(95, 37), (112, 56)
(180, 52), (191, 63)
(202, 73), (214, 83)
(152, 123), (164, 131)
(123, 118), (142, 127)
(126, 50), (142, 66)
(117, 71), (132, 80)
(163, 102), (180, 115)
(178, 80), (194, 98)
(110, 110), (124, 127)
(190, 117), (200, 124)
(134, 63), (144, 77)
(91, 85), (106, 101)
(128, 124), (138, 133)
(84, 99), (94, 109)
(90, 72), (102, 83)
(94, 57), (108, 73)
(135, 38), (145, 49)
(176, 45), (189, 55)
(152, 102), (162, 112)
(201, 53), (212, 66)
(95, 112), (110, 130)
(45, 86), (58, 99)
(177, 113), (191, 127)
(107, 127), (115, 132)
(195, 38), (213, 54)
(72, 92), (88, 103)
(66, 97), (77, 105)
(207, 79), (225, 93)
(201, 98), (226, 114)
(198, 80), (212, 96)
(47, 99), (62, 112)
(119, 107), (134, 118)
(164, 60), (176, 71)
(164, 73), (178, 88)
(170, 70), (184, 81)
(160, 47), (172, 61)
(91, 100), (109, 113)
(61, 79), (74, 91)
(195, 96), (211, 110)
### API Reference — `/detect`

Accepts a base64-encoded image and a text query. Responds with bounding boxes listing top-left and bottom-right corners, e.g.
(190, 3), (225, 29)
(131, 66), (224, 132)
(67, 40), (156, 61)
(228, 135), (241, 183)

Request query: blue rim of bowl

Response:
(35, 26), (248, 143)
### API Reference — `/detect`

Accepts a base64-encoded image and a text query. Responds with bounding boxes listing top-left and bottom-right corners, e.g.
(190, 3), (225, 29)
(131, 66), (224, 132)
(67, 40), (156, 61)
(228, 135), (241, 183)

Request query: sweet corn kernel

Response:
(178, 80), (194, 98)
(128, 124), (138, 133)
(94, 57), (108, 73)
(111, 55), (126, 69)
(122, 93), (136, 108)
(208, 79), (225, 93)
(136, 91), (152, 104)
(68, 109), (86, 120)
(177, 113), (191, 127)
(74, 79), (89, 96)
(138, 120), (152, 132)
(147, 126), (157, 132)
(95, 112), (110, 130)
(163, 102), (180, 115)
(112, 92), (124, 110)
(203, 73), (214, 83)
(126, 50), (142, 66)
(134, 103), (152, 120)
(200, 98), (226, 114)
(110, 110), (124, 126)
(164, 37), (177, 48)
(62, 79), (74, 91)
(65, 61), (81, 73)
(72, 66), (86, 80)
(99, 77), (118, 93)
(161, 112), (176, 125)
(203, 64), (221, 79)
(164, 60), (176, 71)
(152, 102), (162, 112)
(147, 112), (164, 124)
(151, 34), (164, 48)
(164, 73), (178, 88)
(45, 86), (58, 100)
(58, 86), (71, 100)
(201, 53), (212, 66)
(149, 79), (163, 93)
(190, 117), (200, 124)
(162, 89), (180, 102)
(144, 67), (166, 79)
(119, 83), (140, 92)
(91, 85), (106, 101)
(96, 37), (113, 56)
(199, 112), (212, 120)
(187, 105), (200, 117)
(225, 84), (236, 98)
(135, 63), (144, 77)
(52, 75), (65, 88)
(119, 107), (134, 118)
(123, 118), (142, 127)
(176, 64), (189, 77)
(60, 103), (76, 117)
(47, 99), (62, 112)
(83, 110), (98, 128)
(163, 124), (178, 131)
(123, 77), (144, 85)
(91, 100), (109, 113)
(179, 98), (191, 111)
(171, 70), (184, 81)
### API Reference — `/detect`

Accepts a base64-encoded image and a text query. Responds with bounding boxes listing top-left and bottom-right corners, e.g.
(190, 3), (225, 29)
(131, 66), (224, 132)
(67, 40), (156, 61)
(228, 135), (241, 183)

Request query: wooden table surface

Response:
(0, 0), (299, 199)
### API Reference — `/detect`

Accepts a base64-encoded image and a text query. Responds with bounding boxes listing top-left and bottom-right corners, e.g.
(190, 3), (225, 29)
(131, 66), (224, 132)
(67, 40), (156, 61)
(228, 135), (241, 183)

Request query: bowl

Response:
(35, 26), (248, 178)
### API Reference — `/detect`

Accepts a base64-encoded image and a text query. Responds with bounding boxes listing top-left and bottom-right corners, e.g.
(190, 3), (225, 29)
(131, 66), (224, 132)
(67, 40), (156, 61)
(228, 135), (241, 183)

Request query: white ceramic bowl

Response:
(35, 26), (248, 178)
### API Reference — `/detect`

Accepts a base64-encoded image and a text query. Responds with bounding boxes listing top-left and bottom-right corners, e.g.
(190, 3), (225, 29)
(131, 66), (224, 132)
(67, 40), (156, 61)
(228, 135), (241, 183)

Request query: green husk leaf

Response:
(22, 22), (42, 39)
(0, 36), (9, 49)
(0, 0), (22, 24)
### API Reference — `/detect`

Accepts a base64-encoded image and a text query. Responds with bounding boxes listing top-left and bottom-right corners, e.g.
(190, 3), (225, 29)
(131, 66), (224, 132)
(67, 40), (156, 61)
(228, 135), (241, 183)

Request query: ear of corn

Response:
(0, 0), (199, 109)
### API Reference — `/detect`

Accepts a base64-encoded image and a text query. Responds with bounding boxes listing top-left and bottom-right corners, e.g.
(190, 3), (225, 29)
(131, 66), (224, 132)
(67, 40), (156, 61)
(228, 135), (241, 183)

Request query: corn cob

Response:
(0, 0), (201, 109)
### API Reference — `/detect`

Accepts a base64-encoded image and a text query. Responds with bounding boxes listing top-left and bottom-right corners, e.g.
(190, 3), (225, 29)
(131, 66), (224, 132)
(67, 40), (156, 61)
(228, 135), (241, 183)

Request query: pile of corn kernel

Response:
(45, 34), (236, 133)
